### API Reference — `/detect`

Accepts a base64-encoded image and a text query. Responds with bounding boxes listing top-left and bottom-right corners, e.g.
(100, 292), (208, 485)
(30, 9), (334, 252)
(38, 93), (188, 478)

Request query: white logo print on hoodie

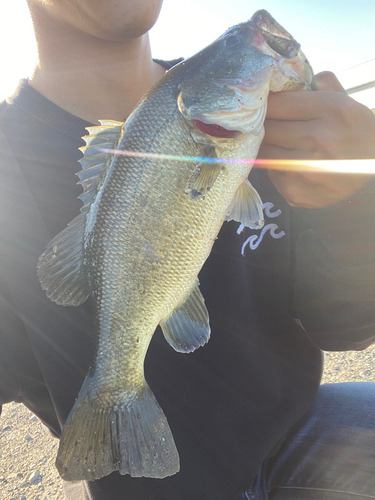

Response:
(238, 202), (285, 255)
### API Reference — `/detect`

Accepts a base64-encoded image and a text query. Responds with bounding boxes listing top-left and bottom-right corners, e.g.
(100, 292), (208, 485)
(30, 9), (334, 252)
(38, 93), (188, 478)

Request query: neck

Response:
(27, 7), (166, 124)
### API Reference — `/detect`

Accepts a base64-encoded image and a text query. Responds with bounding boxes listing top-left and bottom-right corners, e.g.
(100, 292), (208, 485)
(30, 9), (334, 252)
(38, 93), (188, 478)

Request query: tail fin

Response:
(56, 377), (180, 481)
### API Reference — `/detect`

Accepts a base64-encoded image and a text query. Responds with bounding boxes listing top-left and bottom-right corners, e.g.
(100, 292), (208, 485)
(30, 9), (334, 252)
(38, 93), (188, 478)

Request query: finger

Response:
(314, 71), (347, 93)
(262, 119), (319, 151)
(267, 170), (349, 208)
(258, 143), (314, 161)
(290, 170), (373, 186)
(267, 170), (322, 208)
(266, 88), (350, 121)
(268, 168), (373, 208)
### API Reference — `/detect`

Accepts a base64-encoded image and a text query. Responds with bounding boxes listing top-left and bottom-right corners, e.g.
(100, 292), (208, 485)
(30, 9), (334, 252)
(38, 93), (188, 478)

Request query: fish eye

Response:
(223, 34), (242, 48)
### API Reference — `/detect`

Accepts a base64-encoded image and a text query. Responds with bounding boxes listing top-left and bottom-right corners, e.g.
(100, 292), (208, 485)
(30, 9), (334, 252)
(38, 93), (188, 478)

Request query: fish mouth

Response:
(191, 97), (268, 137)
(194, 120), (240, 138)
(250, 11), (314, 88)
(251, 9), (300, 60)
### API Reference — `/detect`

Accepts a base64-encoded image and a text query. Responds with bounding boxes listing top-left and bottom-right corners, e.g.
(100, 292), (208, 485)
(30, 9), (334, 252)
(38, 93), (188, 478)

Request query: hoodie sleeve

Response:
(291, 181), (375, 351)
(0, 280), (21, 408)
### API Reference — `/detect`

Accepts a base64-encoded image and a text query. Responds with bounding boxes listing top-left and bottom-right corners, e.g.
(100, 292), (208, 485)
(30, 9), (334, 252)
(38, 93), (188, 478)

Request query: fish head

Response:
(177, 9), (314, 139)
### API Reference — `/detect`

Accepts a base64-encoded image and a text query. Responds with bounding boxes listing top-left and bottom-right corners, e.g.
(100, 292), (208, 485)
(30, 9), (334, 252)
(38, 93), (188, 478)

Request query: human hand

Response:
(259, 72), (375, 208)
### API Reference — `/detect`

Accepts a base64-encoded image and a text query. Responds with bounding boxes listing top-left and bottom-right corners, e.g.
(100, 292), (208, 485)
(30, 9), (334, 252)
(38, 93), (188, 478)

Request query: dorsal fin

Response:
(37, 120), (124, 306)
(77, 120), (124, 211)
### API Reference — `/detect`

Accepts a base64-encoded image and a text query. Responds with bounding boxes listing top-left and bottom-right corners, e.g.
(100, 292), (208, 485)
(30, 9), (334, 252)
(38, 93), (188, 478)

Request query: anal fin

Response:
(226, 178), (264, 229)
(160, 280), (210, 353)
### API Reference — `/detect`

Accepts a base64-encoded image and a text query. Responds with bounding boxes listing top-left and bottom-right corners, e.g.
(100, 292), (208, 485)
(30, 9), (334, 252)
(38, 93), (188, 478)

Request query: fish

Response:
(37, 9), (314, 482)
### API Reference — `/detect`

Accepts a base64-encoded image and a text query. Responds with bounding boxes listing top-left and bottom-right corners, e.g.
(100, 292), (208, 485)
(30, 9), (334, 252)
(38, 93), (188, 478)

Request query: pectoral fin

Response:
(226, 179), (264, 229)
(185, 163), (223, 200)
(160, 280), (210, 353)
(185, 146), (223, 200)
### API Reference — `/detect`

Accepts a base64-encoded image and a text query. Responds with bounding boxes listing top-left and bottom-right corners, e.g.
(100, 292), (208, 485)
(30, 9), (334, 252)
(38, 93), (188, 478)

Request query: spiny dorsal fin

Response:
(225, 178), (264, 229)
(37, 120), (124, 306)
(160, 279), (210, 353)
(77, 120), (124, 210)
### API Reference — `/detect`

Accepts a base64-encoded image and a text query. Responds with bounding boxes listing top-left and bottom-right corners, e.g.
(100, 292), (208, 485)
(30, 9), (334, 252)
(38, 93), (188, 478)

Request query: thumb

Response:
(314, 71), (347, 93)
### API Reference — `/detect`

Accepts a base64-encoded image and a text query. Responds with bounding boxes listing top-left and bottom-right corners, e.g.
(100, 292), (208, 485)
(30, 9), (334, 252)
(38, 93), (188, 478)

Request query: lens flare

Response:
(99, 148), (375, 174)
(252, 158), (375, 174)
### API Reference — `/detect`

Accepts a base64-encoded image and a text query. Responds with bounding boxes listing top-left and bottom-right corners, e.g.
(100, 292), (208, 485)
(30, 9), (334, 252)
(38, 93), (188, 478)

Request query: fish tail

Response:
(56, 376), (180, 481)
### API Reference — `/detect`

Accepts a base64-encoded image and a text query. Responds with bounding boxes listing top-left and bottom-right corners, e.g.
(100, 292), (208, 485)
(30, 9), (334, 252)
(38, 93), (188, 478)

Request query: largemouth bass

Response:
(37, 10), (314, 482)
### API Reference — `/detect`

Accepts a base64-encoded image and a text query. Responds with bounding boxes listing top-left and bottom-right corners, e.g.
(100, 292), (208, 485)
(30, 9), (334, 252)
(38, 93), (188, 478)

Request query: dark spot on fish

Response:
(140, 195), (148, 207)
(190, 189), (203, 200)
(136, 337), (139, 343)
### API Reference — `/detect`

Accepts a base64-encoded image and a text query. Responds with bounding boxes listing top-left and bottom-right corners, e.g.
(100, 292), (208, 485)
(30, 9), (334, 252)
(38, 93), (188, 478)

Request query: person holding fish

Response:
(1, 1), (375, 499)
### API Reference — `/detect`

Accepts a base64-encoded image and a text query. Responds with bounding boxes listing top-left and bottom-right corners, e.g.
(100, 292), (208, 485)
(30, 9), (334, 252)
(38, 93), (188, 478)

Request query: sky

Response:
(0, 0), (374, 106)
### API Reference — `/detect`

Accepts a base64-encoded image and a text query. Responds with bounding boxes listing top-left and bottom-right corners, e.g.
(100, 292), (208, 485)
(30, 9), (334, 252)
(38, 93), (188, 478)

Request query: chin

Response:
(93, 21), (158, 43)
(37, 0), (164, 43)
(81, 1), (164, 42)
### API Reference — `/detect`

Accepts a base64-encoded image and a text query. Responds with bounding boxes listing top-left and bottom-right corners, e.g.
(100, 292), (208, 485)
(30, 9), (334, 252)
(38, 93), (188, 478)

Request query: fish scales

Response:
(92, 73), (244, 328)
(37, 9), (314, 482)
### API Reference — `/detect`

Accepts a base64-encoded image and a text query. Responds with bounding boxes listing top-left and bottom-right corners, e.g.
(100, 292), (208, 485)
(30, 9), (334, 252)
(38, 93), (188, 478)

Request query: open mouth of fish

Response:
(194, 120), (239, 138)
(179, 79), (270, 138)
(185, 82), (269, 137)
